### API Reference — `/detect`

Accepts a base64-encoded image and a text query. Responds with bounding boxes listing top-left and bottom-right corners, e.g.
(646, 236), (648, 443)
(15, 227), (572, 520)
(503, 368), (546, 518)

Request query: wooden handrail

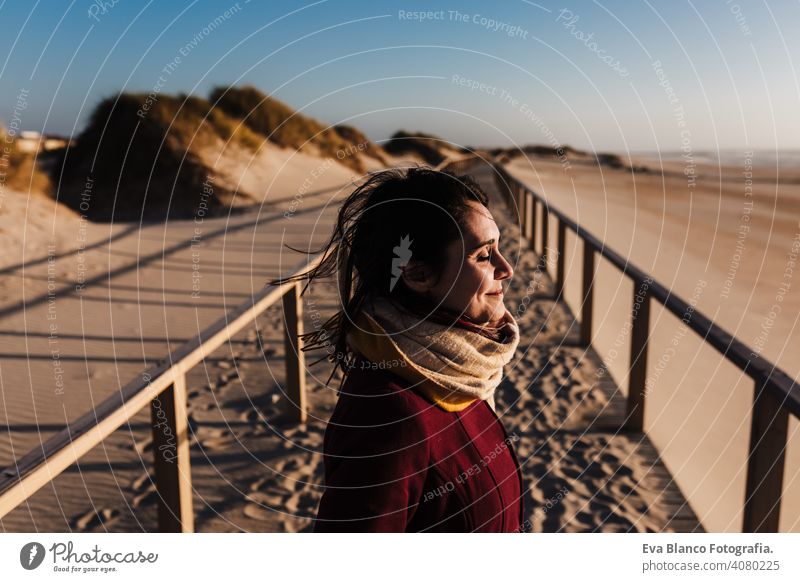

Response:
(493, 160), (799, 532)
(0, 254), (321, 529)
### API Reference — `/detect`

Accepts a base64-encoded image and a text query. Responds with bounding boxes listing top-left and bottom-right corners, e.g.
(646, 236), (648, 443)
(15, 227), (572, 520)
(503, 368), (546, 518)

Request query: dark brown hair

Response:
(266, 166), (490, 388)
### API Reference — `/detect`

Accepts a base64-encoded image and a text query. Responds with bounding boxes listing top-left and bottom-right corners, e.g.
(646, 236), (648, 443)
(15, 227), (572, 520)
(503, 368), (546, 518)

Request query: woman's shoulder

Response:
(331, 356), (435, 424)
(323, 358), (437, 461)
(340, 361), (423, 404)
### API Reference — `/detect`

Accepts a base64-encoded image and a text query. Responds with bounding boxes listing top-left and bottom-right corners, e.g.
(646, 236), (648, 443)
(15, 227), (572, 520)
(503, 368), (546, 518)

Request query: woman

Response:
(271, 166), (523, 532)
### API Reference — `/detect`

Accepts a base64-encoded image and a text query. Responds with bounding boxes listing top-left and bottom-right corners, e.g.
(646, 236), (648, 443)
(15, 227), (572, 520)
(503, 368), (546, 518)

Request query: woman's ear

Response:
(400, 259), (433, 293)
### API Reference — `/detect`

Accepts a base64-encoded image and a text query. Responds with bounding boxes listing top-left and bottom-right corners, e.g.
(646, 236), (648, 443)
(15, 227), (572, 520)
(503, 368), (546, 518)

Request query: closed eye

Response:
(477, 249), (493, 261)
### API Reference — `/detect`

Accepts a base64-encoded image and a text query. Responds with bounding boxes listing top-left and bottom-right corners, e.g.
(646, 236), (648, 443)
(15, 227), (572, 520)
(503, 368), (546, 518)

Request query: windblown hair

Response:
(266, 166), (490, 388)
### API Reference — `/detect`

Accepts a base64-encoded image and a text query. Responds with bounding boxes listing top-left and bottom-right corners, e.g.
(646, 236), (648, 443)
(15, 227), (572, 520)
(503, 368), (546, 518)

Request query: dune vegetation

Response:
(56, 93), (247, 221)
(55, 86), (393, 221)
(39, 85), (479, 222)
(383, 131), (468, 166)
(209, 86), (370, 173)
(0, 126), (52, 195)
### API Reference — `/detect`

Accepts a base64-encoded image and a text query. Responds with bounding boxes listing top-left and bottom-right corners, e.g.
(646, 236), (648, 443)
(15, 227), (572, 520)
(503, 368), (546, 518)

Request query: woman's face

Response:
(404, 200), (514, 324)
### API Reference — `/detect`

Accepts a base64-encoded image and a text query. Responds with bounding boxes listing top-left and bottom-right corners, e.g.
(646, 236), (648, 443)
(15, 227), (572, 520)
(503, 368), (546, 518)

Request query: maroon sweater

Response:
(313, 356), (524, 532)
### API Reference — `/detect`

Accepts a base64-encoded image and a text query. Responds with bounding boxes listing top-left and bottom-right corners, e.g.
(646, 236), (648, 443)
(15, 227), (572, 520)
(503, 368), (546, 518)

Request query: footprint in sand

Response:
(187, 388), (202, 399)
(200, 436), (236, 450)
(249, 475), (293, 496)
(600, 461), (633, 479)
(591, 505), (635, 529)
(239, 408), (262, 424)
(274, 458), (300, 473)
(131, 472), (154, 492)
(590, 490), (618, 506)
(198, 427), (226, 438)
(574, 510), (595, 528)
(216, 370), (240, 386)
(130, 472), (158, 508)
(243, 503), (276, 522)
(284, 491), (319, 517)
(74, 507), (120, 531)
(133, 488), (158, 509)
(558, 465), (585, 481)
(247, 488), (289, 507)
(279, 516), (311, 533)
(133, 437), (152, 455)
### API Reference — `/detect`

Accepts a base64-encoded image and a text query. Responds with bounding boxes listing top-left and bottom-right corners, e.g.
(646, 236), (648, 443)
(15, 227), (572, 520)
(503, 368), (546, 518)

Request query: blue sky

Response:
(1, 0), (798, 152)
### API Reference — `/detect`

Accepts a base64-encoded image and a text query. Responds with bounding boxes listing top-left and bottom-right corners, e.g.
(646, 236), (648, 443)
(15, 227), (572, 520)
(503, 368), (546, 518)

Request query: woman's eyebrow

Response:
(468, 238), (496, 252)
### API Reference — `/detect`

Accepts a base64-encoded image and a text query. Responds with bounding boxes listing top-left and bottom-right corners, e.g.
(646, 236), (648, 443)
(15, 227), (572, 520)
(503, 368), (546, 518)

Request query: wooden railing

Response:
(0, 255), (321, 532)
(493, 161), (799, 533)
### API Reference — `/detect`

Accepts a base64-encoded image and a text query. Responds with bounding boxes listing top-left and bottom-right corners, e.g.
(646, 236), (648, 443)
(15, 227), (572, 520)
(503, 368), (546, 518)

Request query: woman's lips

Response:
(486, 289), (504, 296)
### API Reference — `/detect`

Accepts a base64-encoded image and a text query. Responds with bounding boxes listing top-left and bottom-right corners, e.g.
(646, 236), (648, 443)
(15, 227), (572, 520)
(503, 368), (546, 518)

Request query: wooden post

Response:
(517, 185), (525, 229)
(541, 206), (550, 275)
(625, 280), (651, 432)
(523, 190), (533, 243)
(283, 282), (308, 423)
(501, 172), (513, 211)
(151, 374), (194, 533)
(528, 193), (537, 252)
(556, 219), (566, 298)
(743, 378), (788, 532)
(580, 242), (595, 347)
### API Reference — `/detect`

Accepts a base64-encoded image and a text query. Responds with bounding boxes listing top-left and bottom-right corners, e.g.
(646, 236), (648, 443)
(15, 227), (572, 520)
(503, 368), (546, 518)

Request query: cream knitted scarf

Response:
(345, 295), (520, 412)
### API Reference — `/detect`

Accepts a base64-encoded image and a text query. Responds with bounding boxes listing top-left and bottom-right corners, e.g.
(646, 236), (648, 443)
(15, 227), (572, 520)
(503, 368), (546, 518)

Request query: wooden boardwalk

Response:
(0, 164), (703, 532)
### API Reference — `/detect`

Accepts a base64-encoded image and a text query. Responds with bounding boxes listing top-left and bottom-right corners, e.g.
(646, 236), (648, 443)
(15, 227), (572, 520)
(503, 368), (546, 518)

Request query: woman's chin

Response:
(474, 302), (506, 324)
(488, 296), (506, 310)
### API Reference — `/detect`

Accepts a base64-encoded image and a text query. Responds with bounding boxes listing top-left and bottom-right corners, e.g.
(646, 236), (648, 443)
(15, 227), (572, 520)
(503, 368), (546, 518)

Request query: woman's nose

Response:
(494, 251), (513, 280)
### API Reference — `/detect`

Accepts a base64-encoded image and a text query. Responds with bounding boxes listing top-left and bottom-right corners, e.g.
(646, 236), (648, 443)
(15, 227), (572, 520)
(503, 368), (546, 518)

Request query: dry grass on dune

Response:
(383, 130), (468, 166)
(56, 93), (256, 222)
(331, 124), (388, 164)
(45, 85), (463, 223)
(492, 144), (639, 172)
(209, 85), (367, 173)
(0, 126), (53, 195)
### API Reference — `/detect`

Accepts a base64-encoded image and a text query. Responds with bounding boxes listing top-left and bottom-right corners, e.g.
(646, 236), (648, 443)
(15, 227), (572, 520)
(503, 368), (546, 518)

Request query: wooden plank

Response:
(541, 206), (550, 277)
(556, 219), (566, 298)
(524, 190), (533, 243)
(151, 375), (194, 532)
(283, 283), (308, 424)
(743, 378), (789, 532)
(626, 281), (651, 432)
(527, 192), (536, 251)
(580, 242), (595, 347)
